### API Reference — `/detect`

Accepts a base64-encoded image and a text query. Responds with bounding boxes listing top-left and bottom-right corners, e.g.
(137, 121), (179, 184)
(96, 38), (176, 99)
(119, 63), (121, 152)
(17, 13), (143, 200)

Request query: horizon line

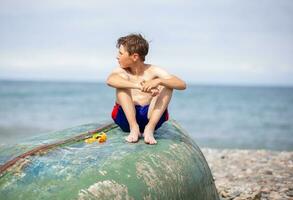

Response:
(1, 77), (293, 89)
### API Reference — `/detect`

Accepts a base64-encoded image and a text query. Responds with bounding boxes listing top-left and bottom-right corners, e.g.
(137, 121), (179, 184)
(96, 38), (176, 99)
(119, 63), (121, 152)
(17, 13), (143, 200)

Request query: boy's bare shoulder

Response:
(147, 64), (160, 70)
(148, 65), (173, 79)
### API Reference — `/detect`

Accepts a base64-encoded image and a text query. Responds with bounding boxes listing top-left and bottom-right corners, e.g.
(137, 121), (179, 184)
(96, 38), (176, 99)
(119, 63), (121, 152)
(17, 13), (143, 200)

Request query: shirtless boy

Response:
(107, 34), (186, 144)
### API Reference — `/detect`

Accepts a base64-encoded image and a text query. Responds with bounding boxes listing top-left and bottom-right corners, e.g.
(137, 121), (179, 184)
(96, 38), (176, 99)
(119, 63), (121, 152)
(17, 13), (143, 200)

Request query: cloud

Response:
(0, 49), (116, 82)
(0, 0), (293, 85)
(0, 0), (190, 16)
(0, 49), (111, 68)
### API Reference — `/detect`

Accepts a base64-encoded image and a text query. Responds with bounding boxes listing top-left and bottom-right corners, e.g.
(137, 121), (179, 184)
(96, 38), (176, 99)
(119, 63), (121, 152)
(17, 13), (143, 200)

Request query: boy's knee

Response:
(159, 86), (173, 95)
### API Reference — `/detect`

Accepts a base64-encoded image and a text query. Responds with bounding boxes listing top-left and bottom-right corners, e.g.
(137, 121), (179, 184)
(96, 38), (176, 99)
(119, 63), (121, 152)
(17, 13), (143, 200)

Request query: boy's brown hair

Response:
(116, 34), (149, 61)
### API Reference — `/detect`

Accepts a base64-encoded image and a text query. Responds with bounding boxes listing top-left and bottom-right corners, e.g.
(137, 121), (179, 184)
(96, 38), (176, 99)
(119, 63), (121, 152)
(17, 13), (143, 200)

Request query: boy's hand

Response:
(139, 80), (159, 96)
(150, 88), (159, 97)
(136, 82), (143, 90)
(140, 79), (161, 92)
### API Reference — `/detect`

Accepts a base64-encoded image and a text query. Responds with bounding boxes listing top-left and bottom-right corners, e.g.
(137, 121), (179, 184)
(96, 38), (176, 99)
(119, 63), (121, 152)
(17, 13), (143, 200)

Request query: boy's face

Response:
(116, 45), (139, 68)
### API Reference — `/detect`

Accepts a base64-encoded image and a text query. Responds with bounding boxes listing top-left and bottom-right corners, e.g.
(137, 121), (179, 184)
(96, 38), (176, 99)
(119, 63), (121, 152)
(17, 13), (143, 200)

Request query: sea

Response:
(0, 80), (292, 151)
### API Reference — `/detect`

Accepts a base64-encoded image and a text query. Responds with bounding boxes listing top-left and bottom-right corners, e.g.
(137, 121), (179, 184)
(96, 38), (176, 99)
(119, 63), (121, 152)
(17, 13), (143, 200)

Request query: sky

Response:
(0, 0), (293, 86)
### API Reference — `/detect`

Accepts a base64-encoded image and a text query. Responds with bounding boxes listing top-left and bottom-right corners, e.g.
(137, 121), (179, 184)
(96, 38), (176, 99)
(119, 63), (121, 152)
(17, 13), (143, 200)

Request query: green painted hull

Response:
(0, 120), (219, 200)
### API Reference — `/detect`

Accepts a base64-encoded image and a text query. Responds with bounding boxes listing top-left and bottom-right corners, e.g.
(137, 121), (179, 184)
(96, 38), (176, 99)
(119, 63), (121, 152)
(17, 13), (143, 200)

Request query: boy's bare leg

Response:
(116, 88), (141, 143)
(144, 86), (173, 144)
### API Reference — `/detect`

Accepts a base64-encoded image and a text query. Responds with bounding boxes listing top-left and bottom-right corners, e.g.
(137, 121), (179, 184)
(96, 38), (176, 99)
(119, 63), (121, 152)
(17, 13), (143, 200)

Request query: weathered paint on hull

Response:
(0, 120), (219, 200)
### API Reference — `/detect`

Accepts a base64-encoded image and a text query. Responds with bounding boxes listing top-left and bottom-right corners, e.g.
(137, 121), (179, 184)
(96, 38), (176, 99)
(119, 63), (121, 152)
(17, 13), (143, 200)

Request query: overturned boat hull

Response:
(0, 120), (219, 200)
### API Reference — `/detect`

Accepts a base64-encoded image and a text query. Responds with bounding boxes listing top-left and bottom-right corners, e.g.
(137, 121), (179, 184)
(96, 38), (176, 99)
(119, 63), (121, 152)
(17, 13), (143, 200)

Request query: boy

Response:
(107, 34), (186, 145)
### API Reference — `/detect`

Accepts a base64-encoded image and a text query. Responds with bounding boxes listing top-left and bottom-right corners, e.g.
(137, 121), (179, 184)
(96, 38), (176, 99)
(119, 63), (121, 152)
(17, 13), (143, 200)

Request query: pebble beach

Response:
(202, 148), (293, 200)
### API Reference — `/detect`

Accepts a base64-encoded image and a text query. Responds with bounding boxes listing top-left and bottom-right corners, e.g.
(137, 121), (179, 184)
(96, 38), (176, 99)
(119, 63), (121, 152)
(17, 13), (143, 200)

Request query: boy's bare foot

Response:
(125, 126), (141, 143)
(143, 125), (157, 145)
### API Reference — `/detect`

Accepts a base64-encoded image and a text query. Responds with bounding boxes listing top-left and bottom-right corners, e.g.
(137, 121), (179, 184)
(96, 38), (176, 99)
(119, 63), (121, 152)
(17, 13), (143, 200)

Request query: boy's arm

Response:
(106, 67), (141, 89)
(141, 66), (187, 92)
(159, 76), (186, 90)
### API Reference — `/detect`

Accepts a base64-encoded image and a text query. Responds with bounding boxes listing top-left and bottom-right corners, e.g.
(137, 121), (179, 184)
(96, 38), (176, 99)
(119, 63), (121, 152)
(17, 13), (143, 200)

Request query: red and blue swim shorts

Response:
(111, 103), (169, 133)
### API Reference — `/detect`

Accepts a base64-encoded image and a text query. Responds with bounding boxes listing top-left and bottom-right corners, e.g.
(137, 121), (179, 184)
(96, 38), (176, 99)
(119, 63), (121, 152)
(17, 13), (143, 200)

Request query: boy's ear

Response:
(132, 53), (140, 62)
